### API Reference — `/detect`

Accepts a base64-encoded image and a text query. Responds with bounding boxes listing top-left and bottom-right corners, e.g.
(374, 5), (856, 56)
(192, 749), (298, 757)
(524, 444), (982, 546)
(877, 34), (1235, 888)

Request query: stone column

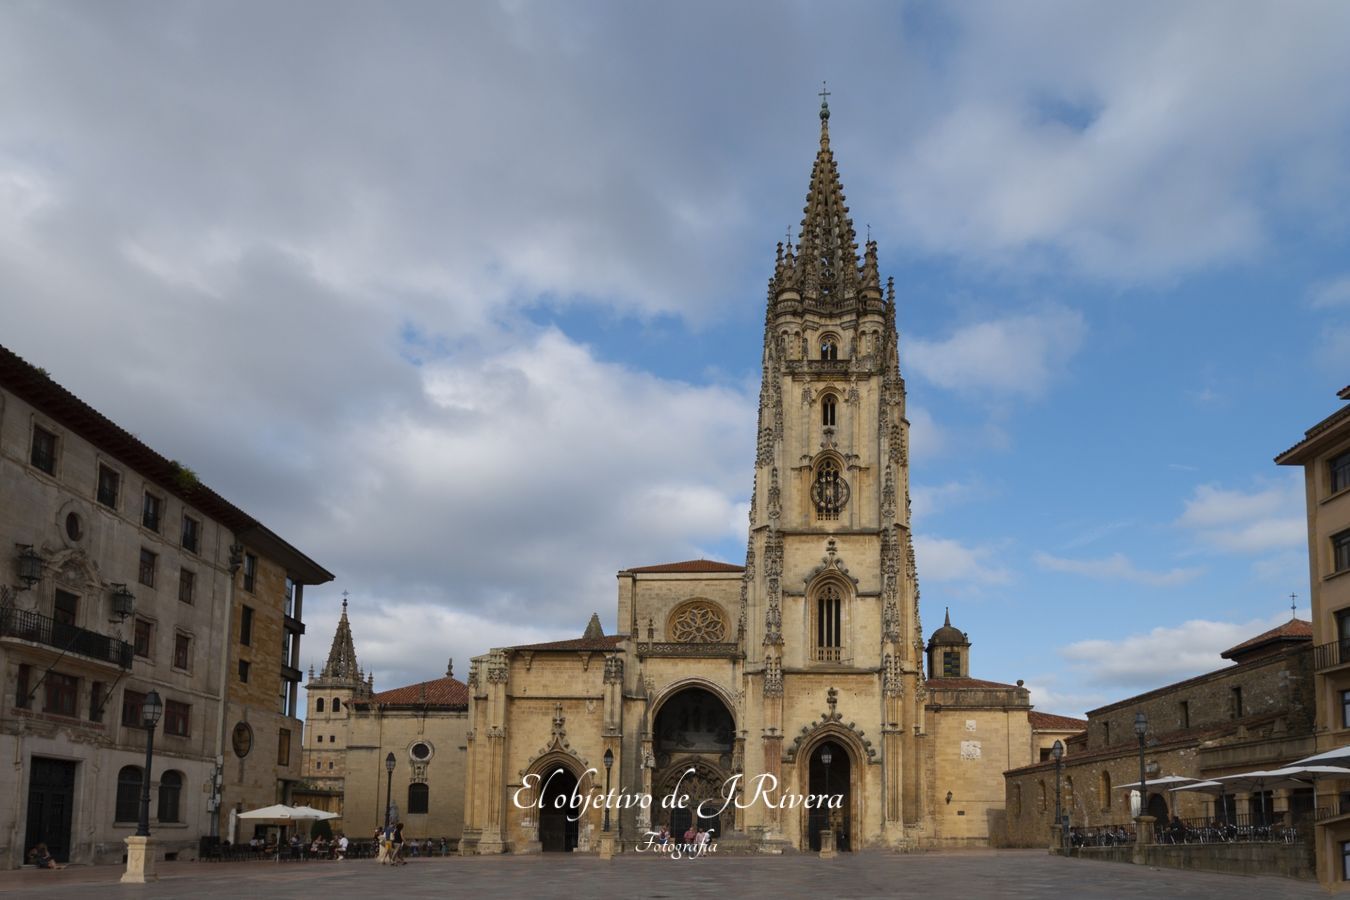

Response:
(121, 836), (158, 883)
(1132, 815), (1155, 866)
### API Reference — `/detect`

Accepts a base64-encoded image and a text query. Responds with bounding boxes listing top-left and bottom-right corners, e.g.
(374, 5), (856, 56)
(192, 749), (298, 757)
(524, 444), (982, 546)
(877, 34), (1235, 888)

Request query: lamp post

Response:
(384, 752), (396, 830)
(137, 690), (164, 837)
(1051, 739), (1064, 848)
(602, 749), (614, 833)
(122, 690), (163, 884)
(819, 747), (836, 858)
(1133, 712), (1148, 817)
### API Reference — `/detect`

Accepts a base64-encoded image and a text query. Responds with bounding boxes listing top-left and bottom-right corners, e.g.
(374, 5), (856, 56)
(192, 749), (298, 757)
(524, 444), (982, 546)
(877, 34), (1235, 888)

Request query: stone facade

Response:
(0, 345), (330, 867)
(300, 607), (467, 846)
(461, 104), (1054, 856)
(1277, 386), (1350, 892)
(1003, 624), (1315, 848)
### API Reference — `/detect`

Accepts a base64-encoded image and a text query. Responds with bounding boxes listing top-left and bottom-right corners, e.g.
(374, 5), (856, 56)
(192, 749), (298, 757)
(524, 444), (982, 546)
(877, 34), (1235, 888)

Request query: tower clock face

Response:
(232, 722), (253, 758)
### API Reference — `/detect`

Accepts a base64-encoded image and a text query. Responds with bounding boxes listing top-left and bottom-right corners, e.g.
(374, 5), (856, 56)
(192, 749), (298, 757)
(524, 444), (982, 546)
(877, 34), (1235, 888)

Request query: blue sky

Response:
(2, 1), (1348, 716)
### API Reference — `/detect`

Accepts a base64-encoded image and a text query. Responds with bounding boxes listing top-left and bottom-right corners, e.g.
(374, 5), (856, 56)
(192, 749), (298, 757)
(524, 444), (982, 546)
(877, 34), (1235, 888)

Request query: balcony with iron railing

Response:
(1314, 639), (1350, 671)
(0, 606), (133, 669)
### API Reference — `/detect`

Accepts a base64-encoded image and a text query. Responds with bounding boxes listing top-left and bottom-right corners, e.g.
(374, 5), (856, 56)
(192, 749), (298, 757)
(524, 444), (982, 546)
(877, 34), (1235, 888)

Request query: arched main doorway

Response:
(806, 740), (851, 851)
(652, 687), (735, 839)
(537, 766), (579, 852)
(1146, 791), (1168, 823)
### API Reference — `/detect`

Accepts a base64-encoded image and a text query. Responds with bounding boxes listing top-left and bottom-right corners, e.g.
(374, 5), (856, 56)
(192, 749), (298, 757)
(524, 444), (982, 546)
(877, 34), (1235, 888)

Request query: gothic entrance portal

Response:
(537, 766), (579, 852)
(653, 687), (735, 839)
(806, 741), (851, 851)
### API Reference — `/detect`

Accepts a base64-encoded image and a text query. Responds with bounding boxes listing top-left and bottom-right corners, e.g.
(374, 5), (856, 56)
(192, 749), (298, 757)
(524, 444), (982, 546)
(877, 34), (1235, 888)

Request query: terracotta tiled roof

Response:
(370, 676), (468, 708)
(1275, 391), (1350, 464)
(511, 635), (624, 652)
(1029, 710), (1088, 731)
(1220, 618), (1312, 660)
(926, 677), (1023, 691)
(623, 560), (744, 574)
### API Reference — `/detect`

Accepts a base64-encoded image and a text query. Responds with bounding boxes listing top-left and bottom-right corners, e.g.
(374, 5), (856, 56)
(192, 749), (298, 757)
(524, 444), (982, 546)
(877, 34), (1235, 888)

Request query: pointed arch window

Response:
(820, 337), (839, 360)
(331, 697), (340, 712)
(815, 584), (842, 662)
(821, 395), (837, 427)
(811, 459), (849, 520)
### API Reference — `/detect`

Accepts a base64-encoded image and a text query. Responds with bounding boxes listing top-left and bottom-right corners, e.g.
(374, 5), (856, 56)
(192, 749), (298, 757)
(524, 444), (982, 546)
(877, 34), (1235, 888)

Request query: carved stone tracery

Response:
(670, 602), (728, 644)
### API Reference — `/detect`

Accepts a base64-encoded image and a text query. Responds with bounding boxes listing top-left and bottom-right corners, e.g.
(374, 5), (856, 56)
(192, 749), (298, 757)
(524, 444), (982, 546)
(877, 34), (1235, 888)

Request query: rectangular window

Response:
(1103, 720), (1111, 745)
(238, 659), (250, 683)
(15, 664), (32, 710)
(240, 605), (254, 646)
(122, 689), (146, 727)
(243, 553), (257, 593)
(942, 650), (960, 677)
(173, 633), (191, 670)
(1343, 690), (1350, 730)
(1180, 700), (1190, 729)
(30, 426), (57, 475)
(45, 672), (78, 717)
(90, 681), (105, 723)
(284, 578), (295, 618)
(178, 568), (195, 604)
(1336, 530), (1350, 575)
(97, 464), (120, 508)
(277, 728), (292, 766)
(134, 619), (153, 658)
(1232, 686), (1244, 719)
(164, 700), (190, 737)
(1333, 450), (1350, 495)
(142, 492), (162, 532)
(138, 548), (157, 588)
(1343, 839), (1350, 881)
(181, 515), (200, 554)
(53, 589), (79, 626)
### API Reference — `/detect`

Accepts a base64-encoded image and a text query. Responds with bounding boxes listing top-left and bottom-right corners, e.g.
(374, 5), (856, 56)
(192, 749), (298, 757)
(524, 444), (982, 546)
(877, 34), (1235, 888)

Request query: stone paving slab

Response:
(0, 850), (1328, 899)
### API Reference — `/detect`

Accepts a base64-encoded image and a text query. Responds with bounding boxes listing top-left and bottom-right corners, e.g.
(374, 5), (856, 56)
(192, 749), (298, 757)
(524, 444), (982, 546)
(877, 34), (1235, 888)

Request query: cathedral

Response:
(460, 99), (1065, 854)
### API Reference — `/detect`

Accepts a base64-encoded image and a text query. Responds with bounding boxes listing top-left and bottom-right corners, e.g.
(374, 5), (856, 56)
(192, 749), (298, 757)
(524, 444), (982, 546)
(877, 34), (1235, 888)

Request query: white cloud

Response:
(905, 405), (946, 461)
(914, 535), (1013, 586)
(1060, 610), (1307, 689)
(1033, 551), (1204, 587)
(1019, 677), (1106, 722)
(911, 480), (981, 522)
(1310, 274), (1350, 309)
(891, 3), (1350, 279)
(1176, 477), (1306, 554)
(906, 307), (1086, 398)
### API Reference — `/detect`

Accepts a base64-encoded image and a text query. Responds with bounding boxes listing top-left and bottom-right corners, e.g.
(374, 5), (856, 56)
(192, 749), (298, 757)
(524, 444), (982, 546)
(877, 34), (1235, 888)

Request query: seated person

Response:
(336, 834), (349, 859)
(30, 844), (61, 870)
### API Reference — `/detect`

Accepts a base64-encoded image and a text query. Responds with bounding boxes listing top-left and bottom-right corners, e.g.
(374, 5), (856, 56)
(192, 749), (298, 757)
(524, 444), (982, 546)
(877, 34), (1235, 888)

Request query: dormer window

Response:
(822, 395), (837, 427)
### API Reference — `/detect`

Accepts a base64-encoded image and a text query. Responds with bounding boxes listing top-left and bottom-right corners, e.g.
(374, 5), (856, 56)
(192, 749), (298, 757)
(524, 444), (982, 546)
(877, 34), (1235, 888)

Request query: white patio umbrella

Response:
(238, 805), (335, 860)
(1170, 780), (1234, 822)
(1117, 775), (1198, 790)
(1291, 746), (1350, 768)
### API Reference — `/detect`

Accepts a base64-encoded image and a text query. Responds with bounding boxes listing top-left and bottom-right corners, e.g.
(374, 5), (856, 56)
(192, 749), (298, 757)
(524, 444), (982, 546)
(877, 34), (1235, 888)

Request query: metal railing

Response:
(1069, 825), (1136, 847)
(1313, 639), (1350, 670)
(0, 606), (132, 669)
(1156, 815), (1304, 844)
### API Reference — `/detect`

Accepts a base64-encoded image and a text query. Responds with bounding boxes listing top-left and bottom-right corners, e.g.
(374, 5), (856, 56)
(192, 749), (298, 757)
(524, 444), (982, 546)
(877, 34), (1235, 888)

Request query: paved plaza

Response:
(0, 850), (1327, 899)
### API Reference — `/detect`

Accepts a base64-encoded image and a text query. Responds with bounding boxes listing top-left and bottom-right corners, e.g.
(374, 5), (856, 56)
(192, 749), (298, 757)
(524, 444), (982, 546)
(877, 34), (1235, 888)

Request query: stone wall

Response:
(1062, 841), (1315, 881)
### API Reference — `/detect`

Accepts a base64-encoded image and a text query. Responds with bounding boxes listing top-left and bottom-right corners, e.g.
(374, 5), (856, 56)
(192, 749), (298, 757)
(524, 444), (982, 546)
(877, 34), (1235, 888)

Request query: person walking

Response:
(391, 822), (406, 865)
(376, 826), (389, 865)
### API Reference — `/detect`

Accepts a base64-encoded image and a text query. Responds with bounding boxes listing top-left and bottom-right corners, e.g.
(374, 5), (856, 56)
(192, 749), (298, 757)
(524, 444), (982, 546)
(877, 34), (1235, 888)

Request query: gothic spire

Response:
(321, 595), (361, 682)
(795, 86), (860, 302)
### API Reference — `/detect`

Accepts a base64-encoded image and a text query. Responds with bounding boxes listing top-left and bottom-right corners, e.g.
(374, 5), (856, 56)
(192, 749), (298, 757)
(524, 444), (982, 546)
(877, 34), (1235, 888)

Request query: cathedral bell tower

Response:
(740, 91), (925, 844)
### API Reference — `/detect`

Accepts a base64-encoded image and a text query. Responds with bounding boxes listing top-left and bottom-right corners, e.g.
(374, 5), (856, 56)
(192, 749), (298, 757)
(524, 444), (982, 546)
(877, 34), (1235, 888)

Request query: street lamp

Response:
(110, 583), (136, 621)
(821, 747), (833, 845)
(603, 748), (614, 833)
(16, 544), (43, 590)
(1051, 739), (1064, 847)
(136, 691), (164, 837)
(384, 752), (396, 830)
(1134, 712), (1148, 818)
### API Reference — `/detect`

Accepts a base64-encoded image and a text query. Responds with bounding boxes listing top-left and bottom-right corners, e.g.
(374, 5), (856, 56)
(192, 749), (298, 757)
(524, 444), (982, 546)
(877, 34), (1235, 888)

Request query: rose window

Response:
(671, 603), (727, 643)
